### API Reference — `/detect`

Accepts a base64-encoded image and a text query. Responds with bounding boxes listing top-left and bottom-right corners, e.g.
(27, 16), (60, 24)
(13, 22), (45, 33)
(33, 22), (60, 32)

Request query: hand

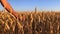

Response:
(0, 0), (19, 19)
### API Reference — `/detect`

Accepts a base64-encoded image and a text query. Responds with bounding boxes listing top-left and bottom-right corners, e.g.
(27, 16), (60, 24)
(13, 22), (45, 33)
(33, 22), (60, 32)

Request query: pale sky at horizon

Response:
(0, 0), (60, 11)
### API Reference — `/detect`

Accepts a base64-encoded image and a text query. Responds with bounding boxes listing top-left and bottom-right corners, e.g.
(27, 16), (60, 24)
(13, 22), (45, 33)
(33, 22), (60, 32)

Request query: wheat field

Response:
(0, 11), (60, 34)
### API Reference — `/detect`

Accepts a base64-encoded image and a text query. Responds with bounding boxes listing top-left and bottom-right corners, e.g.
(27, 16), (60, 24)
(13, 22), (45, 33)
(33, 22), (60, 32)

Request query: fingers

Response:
(12, 11), (18, 18)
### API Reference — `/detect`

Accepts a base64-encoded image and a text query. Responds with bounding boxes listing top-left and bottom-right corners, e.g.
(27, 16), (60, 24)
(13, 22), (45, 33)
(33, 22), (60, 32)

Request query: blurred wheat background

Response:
(0, 10), (60, 34)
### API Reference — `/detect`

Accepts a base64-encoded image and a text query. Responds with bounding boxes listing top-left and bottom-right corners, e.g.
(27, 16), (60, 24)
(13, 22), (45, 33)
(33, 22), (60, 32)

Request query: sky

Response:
(0, 0), (60, 11)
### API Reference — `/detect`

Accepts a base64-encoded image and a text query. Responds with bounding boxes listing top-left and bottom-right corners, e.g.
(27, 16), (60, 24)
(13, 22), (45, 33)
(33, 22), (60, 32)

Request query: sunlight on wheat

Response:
(0, 11), (60, 34)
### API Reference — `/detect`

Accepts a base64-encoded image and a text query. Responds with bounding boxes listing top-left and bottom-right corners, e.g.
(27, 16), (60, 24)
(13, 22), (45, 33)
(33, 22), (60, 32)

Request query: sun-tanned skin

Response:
(0, 0), (18, 18)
